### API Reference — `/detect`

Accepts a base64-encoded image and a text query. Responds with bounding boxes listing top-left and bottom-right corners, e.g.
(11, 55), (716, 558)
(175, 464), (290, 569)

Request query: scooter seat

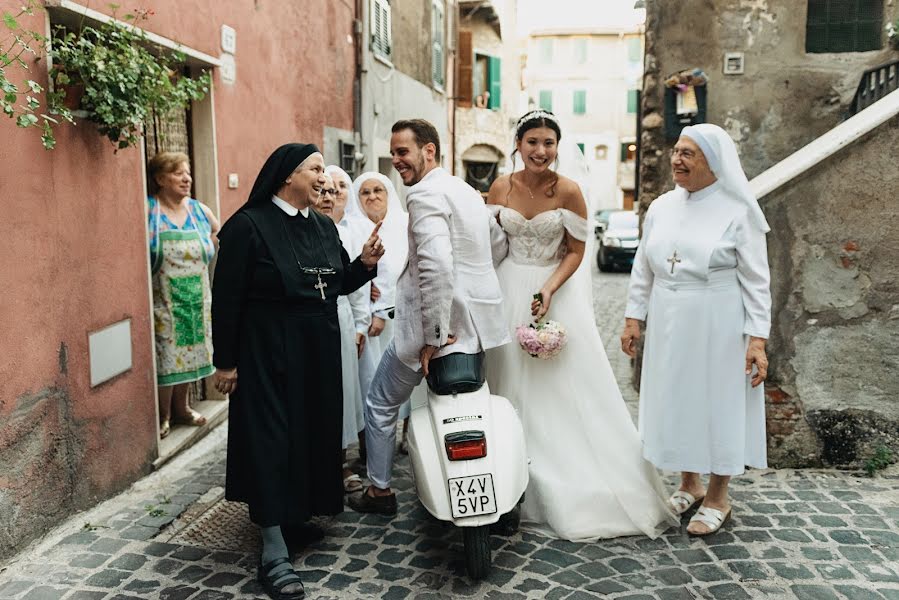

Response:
(426, 352), (485, 395)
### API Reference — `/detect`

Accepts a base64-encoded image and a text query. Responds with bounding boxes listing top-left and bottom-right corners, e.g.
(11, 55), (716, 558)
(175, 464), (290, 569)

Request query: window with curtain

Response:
(573, 90), (587, 114)
(371, 0), (392, 60)
(539, 90), (553, 112)
(432, 1), (445, 87)
(806, 0), (883, 53)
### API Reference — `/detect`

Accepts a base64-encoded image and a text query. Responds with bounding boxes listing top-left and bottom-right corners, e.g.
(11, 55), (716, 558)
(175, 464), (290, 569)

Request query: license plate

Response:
(448, 474), (497, 518)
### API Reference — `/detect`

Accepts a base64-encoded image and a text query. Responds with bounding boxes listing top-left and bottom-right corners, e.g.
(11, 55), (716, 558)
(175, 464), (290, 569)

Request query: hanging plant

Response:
(1, 0), (73, 149)
(48, 6), (210, 150)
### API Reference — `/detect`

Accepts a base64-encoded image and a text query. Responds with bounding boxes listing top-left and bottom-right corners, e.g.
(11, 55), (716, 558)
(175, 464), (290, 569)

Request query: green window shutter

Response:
(627, 89), (638, 113)
(539, 90), (553, 112)
(627, 37), (641, 62)
(432, 2), (445, 87)
(806, 0), (883, 53)
(488, 56), (501, 110)
(574, 39), (587, 64)
(620, 143), (629, 162)
(573, 90), (586, 114)
(577, 143), (585, 155)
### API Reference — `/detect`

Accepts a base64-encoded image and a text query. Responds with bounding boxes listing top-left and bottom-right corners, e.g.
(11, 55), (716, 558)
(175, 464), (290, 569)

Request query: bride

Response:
(485, 109), (678, 541)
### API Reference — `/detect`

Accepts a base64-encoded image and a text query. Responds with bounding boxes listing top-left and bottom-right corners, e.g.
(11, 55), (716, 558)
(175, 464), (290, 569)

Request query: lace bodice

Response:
(493, 206), (588, 266)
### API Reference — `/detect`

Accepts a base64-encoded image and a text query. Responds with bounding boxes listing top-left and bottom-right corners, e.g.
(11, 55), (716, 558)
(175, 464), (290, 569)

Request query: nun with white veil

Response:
(621, 123), (772, 537)
(351, 173), (411, 427)
(324, 166), (371, 493)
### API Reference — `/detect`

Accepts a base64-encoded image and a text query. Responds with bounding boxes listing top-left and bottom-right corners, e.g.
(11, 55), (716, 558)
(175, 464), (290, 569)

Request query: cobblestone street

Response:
(2, 270), (899, 600)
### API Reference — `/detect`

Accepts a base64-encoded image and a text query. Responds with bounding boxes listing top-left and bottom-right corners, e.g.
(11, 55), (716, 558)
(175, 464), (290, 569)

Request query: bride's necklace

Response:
(517, 171), (536, 200)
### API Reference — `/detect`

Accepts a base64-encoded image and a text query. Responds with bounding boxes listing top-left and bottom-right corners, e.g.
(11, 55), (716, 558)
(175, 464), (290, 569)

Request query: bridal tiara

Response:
(517, 110), (559, 128)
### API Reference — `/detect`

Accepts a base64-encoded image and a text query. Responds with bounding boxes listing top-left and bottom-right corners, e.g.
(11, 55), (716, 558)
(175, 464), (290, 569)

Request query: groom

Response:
(349, 118), (510, 515)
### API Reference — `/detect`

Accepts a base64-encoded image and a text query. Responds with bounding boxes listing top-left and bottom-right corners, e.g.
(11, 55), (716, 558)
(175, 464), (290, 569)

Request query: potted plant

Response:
(48, 7), (210, 150)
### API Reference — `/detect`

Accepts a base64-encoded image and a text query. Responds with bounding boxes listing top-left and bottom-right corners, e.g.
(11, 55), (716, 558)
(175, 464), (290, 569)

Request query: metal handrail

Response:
(850, 59), (899, 115)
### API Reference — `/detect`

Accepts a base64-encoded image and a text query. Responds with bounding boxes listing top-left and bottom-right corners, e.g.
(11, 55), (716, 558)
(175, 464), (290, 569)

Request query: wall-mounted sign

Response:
(221, 25), (236, 54)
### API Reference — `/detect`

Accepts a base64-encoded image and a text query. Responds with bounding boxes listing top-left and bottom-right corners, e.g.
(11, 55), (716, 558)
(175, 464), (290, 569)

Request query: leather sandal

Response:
(688, 505), (732, 536)
(159, 419), (171, 439)
(258, 557), (305, 599)
(173, 408), (207, 427)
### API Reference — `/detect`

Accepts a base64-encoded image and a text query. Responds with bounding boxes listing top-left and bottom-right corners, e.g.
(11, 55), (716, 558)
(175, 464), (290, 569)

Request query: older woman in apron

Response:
(147, 151), (219, 439)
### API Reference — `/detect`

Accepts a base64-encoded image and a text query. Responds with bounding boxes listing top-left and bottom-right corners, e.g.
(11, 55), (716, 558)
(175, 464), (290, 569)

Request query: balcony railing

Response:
(850, 60), (899, 116)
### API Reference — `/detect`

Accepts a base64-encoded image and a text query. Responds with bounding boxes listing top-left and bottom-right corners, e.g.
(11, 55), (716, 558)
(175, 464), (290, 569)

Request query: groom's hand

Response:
(420, 335), (457, 377)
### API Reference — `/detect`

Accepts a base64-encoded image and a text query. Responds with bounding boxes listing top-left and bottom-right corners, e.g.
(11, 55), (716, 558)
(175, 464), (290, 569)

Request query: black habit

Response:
(212, 144), (375, 527)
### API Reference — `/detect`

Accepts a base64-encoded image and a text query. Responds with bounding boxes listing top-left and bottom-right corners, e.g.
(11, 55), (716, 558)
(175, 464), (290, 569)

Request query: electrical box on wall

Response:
(724, 52), (745, 75)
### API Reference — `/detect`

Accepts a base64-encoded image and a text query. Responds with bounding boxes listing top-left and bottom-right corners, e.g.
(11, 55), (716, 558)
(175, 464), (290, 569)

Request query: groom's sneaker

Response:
(348, 487), (397, 517)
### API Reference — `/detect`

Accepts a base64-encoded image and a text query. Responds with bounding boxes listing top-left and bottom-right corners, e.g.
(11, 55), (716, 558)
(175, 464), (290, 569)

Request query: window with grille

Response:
(573, 90), (587, 114)
(806, 0), (883, 53)
(432, 1), (445, 88)
(371, 0), (392, 60)
(339, 141), (356, 179)
(539, 90), (553, 112)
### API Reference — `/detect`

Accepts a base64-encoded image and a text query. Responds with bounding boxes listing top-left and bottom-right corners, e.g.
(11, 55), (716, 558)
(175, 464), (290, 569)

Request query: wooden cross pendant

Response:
(314, 273), (328, 300)
(667, 250), (682, 274)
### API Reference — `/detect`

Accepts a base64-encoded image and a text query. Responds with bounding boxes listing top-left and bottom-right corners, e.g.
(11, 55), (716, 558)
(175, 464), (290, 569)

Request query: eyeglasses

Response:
(321, 188), (338, 196)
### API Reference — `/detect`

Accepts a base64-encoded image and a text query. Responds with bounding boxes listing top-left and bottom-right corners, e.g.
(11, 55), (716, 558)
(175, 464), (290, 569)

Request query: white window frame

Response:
(432, 1), (445, 89)
(371, 0), (393, 61)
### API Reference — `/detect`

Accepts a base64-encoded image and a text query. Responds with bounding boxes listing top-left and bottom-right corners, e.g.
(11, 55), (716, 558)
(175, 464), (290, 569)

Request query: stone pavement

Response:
(2, 271), (899, 600)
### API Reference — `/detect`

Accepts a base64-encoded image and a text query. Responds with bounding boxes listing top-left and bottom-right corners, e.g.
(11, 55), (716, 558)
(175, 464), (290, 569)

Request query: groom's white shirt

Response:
(393, 167), (511, 369)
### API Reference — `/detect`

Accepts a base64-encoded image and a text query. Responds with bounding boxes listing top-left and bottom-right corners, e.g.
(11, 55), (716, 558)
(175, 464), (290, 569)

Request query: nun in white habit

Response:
(621, 123), (771, 536)
(351, 173), (410, 421)
(324, 166), (371, 492)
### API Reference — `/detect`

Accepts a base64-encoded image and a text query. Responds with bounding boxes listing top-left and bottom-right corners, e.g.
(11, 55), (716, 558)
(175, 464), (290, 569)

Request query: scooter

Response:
(406, 352), (529, 579)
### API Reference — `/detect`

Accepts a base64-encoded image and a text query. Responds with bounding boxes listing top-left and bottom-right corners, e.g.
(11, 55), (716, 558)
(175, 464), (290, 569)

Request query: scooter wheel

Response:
(463, 525), (492, 580)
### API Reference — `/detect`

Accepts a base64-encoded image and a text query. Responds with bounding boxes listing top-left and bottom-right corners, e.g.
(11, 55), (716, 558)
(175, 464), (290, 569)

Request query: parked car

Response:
(597, 211), (639, 271)
(594, 208), (624, 238)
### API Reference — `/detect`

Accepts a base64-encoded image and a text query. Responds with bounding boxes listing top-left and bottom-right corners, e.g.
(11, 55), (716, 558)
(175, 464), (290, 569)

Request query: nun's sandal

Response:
(687, 505), (732, 536)
(258, 557), (305, 599)
(668, 490), (703, 515)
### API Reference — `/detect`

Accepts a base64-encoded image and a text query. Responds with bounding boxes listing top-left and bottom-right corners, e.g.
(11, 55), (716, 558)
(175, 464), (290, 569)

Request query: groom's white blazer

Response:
(393, 167), (511, 369)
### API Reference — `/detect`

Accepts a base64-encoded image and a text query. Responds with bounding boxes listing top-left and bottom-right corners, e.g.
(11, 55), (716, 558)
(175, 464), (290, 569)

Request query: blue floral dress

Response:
(147, 197), (215, 386)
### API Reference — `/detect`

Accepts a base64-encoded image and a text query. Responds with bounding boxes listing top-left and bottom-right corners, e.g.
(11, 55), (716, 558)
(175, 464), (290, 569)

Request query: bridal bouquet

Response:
(516, 295), (568, 359)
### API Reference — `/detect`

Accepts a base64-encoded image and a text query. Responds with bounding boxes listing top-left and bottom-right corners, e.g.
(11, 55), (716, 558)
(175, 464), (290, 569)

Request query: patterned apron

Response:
(150, 201), (215, 386)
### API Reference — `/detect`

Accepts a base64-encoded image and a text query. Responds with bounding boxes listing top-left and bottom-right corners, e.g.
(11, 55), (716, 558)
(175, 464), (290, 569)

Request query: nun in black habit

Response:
(211, 143), (383, 599)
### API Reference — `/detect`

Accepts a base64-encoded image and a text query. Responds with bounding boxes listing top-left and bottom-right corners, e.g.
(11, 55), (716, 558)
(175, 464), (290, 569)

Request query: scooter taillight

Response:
(444, 430), (487, 461)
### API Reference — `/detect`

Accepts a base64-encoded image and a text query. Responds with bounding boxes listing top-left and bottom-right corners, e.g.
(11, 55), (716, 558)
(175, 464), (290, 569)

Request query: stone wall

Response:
(761, 115), (899, 468)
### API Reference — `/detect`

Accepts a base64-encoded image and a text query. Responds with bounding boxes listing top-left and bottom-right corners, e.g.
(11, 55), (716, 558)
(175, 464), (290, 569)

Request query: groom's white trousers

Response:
(364, 340), (424, 489)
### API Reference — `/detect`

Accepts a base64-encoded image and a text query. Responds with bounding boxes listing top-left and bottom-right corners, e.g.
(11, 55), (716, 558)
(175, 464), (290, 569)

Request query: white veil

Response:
(351, 171), (409, 313)
(680, 124), (770, 233)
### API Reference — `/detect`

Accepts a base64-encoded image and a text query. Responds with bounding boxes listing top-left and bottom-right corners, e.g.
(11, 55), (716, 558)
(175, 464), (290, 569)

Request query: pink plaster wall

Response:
(0, 0), (357, 557)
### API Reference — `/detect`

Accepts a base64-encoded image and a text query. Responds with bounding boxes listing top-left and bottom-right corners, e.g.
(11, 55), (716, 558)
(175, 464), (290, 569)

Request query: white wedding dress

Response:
(485, 206), (678, 541)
